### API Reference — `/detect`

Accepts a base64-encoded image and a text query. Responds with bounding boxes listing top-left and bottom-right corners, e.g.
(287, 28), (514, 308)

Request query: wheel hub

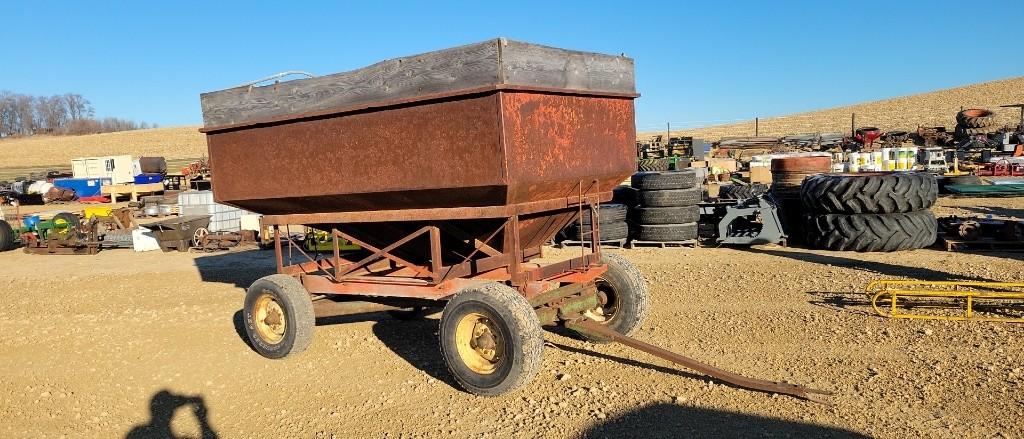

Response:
(253, 293), (286, 344)
(456, 313), (504, 374)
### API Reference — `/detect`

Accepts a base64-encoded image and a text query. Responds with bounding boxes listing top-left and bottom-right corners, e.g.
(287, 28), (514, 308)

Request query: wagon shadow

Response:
(370, 316), (462, 389)
(581, 403), (867, 438)
(194, 249), (277, 290)
(232, 307), (426, 356)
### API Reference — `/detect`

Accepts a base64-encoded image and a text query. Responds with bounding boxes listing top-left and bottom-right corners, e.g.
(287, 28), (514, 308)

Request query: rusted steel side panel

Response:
(499, 91), (635, 204)
(498, 91), (635, 248)
(205, 94), (506, 215)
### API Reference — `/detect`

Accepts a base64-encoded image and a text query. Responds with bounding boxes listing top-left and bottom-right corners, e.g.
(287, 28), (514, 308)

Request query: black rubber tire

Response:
(579, 253), (650, 343)
(719, 183), (768, 200)
(637, 158), (670, 172)
(243, 274), (316, 359)
(803, 210), (937, 252)
(439, 282), (544, 396)
(945, 175), (983, 186)
(611, 186), (638, 206)
(631, 170), (698, 190)
(630, 206), (699, 225)
(52, 212), (79, 228)
(0, 220), (15, 252)
(565, 221), (629, 241)
(631, 222), (699, 241)
(955, 125), (996, 136)
(799, 172), (937, 214)
(578, 203), (627, 225)
(956, 109), (995, 128)
(637, 187), (702, 207)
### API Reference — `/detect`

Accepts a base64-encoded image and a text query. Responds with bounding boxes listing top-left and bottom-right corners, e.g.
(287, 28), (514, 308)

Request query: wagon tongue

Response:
(566, 319), (833, 404)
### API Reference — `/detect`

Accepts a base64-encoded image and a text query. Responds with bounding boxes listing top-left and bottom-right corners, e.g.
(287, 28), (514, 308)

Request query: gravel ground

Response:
(1, 196), (1023, 438)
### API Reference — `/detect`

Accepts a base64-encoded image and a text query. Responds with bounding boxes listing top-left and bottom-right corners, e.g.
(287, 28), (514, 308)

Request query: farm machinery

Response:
(0, 204), (135, 254)
(199, 39), (829, 401)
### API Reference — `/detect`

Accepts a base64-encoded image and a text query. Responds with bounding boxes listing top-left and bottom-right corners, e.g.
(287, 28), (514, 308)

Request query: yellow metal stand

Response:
(866, 280), (1024, 323)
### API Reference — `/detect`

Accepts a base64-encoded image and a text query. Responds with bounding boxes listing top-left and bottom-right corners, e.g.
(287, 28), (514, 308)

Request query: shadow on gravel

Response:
(125, 390), (218, 439)
(805, 291), (875, 316)
(193, 249), (278, 290)
(371, 317), (461, 389)
(955, 205), (1024, 219)
(548, 341), (709, 383)
(744, 247), (995, 282)
(231, 308), (408, 354)
(580, 403), (867, 439)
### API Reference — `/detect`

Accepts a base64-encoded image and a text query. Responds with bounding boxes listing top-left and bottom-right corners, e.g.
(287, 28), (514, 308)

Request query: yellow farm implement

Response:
(866, 280), (1024, 323)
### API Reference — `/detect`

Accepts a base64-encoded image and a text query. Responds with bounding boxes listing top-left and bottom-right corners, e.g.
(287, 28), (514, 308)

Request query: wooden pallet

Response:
(940, 236), (1024, 252)
(626, 239), (698, 249)
(557, 238), (628, 249)
(101, 182), (165, 204)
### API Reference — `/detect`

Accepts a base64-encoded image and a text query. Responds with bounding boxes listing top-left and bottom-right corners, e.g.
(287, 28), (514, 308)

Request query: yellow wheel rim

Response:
(455, 312), (504, 375)
(253, 292), (286, 344)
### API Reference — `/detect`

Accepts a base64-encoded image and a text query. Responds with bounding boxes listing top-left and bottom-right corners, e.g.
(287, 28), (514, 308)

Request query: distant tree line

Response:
(0, 91), (155, 138)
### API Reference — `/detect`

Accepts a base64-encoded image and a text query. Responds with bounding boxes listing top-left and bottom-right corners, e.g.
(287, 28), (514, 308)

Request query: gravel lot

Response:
(1, 196), (1022, 438)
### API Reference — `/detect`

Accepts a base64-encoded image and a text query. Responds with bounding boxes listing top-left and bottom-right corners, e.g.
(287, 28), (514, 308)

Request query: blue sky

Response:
(2, 0), (1021, 130)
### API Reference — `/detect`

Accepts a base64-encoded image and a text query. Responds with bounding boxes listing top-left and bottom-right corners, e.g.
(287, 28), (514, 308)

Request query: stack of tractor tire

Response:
(799, 172), (938, 252)
(770, 156), (832, 243)
(955, 109), (998, 137)
(628, 170), (700, 242)
(563, 203), (629, 242)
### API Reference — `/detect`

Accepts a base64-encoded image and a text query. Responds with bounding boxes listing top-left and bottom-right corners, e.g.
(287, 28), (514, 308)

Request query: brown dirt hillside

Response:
(0, 126), (205, 168)
(641, 76), (1024, 141)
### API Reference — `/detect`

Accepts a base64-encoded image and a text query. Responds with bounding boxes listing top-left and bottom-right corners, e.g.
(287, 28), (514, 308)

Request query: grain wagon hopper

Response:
(199, 38), (828, 400)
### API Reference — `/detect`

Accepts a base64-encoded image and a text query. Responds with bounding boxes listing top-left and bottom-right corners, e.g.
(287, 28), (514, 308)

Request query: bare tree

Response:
(0, 91), (147, 137)
(63, 93), (93, 121)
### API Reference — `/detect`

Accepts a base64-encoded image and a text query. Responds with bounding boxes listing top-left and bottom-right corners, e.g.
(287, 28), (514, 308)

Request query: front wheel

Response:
(580, 253), (650, 343)
(243, 274), (315, 359)
(439, 282), (544, 397)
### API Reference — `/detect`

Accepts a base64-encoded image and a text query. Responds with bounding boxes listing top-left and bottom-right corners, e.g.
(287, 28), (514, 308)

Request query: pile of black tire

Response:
(628, 170), (701, 242)
(563, 203), (629, 242)
(955, 108), (998, 137)
(799, 172), (938, 252)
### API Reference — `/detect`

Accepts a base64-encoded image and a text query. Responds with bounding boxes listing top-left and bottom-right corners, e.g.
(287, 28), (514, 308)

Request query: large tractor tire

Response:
(637, 158), (670, 172)
(719, 183), (768, 200)
(800, 172), (937, 214)
(243, 274), (316, 359)
(578, 253), (650, 343)
(439, 282), (544, 396)
(0, 220), (15, 252)
(956, 109), (995, 128)
(803, 210), (937, 252)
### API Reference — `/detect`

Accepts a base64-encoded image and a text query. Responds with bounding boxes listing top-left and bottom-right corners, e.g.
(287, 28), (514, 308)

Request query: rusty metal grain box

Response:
(199, 38), (637, 218)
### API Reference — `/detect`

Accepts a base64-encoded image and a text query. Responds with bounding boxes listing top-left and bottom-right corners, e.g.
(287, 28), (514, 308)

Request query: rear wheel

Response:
(243, 274), (315, 359)
(579, 253), (649, 343)
(0, 220), (15, 251)
(439, 282), (543, 396)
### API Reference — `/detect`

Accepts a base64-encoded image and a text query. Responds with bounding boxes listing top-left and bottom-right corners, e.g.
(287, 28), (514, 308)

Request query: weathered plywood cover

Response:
(200, 38), (634, 130)
(199, 38), (637, 219)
